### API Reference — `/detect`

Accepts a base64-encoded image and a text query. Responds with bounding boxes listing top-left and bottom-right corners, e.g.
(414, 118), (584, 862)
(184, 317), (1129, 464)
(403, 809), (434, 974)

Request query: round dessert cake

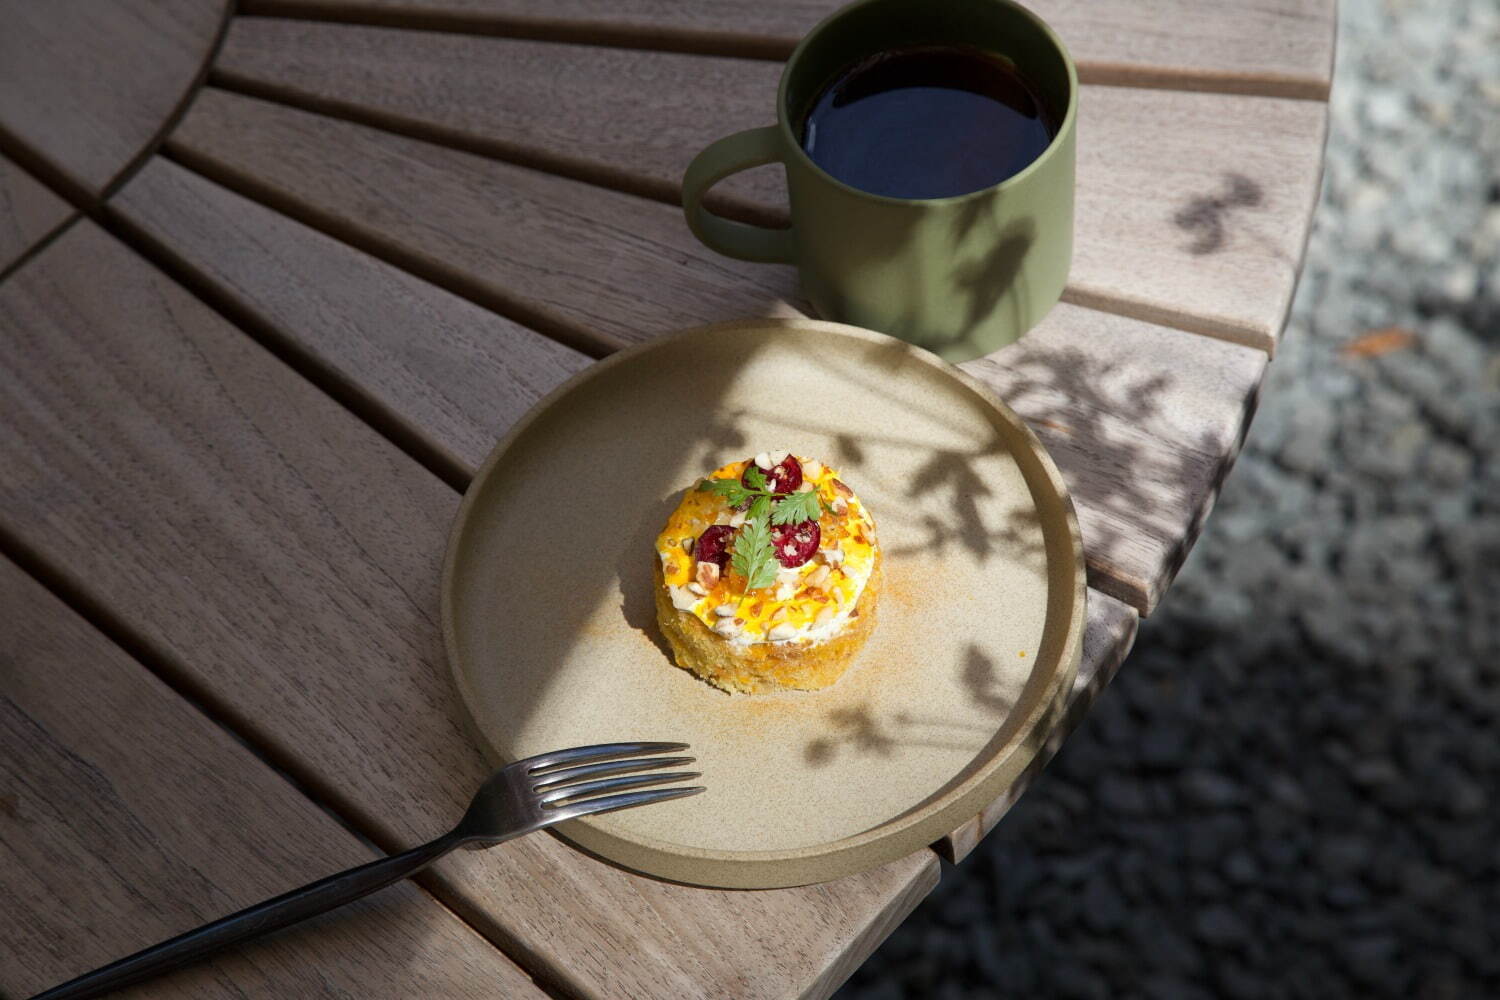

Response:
(653, 451), (880, 694)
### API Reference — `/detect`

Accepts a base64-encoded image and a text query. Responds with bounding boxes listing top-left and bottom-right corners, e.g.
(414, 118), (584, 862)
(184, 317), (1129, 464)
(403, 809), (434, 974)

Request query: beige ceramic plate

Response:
(442, 319), (1085, 888)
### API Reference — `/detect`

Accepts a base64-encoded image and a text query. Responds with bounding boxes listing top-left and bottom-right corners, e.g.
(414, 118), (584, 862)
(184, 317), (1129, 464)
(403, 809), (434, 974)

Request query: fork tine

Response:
(545, 785), (705, 824)
(534, 756), (696, 790)
(542, 771), (702, 806)
(521, 741), (690, 774)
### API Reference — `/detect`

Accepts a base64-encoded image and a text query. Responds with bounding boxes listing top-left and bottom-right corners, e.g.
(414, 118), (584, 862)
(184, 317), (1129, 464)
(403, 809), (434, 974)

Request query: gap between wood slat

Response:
(101, 203), (475, 492)
(0, 211), (80, 284)
(0, 3), (236, 214)
(232, 5), (1331, 100)
(208, 66), (790, 230)
(0, 118), (92, 209)
(94, 0), (239, 203)
(157, 140), (620, 360)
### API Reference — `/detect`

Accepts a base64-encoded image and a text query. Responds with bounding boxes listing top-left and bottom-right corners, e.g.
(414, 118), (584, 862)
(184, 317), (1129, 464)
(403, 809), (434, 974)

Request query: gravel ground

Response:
(839, 1), (1500, 996)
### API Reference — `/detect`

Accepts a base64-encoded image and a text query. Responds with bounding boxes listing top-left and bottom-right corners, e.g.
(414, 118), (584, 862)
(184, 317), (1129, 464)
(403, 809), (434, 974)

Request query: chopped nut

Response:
(681, 536), (695, 554)
(729, 510), (747, 528)
(831, 478), (854, 497)
(714, 511), (733, 525)
(819, 547), (844, 565)
(754, 452), (773, 470)
(796, 481), (815, 492)
(802, 459), (824, 478)
(774, 582), (796, 601)
(695, 561), (720, 589)
(768, 623), (798, 641)
(769, 607), (789, 622)
(814, 606), (836, 626)
(830, 496), (848, 515)
(805, 565), (832, 591)
(713, 619), (741, 636)
(713, 603), (737, 617)
(769, 450), (789, 465)
(686, 582), (707, 596)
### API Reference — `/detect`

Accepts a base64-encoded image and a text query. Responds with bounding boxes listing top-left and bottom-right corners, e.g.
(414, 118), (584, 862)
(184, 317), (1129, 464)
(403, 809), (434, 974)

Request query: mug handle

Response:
(682, 125), (796, 264)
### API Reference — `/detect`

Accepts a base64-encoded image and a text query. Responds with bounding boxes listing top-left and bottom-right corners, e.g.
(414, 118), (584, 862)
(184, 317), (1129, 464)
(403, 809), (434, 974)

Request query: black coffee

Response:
(798, 44), (1055, 200)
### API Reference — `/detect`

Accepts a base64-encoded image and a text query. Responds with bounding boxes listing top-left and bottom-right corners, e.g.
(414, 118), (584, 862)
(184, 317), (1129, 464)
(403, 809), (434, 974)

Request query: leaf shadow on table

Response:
(1173, 171), (1265, 256)
(961, 332), (1255, 604)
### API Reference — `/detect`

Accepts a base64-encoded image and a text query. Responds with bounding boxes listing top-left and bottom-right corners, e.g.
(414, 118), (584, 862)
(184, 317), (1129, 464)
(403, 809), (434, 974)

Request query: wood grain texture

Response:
(0, 221), (937, 1000)
(0, 556), (547, 999)
(0, 0), (228, 199)
(111, 156), (591, 480)
(961, 303), (1267, 614)
(207, 34), (1327, 353)
(0, 155), (72, 274)
(240, 0), (1336, 98)
(939, 590), (1137, 863)
(1066, 86), (1327, 355)
(167, 87), (803, 354)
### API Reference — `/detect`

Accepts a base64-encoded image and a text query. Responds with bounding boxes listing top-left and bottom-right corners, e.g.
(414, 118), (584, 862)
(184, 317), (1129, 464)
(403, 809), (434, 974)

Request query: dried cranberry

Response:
(770, 520), (820, 568)
(693, 524), (735, 570)
(741, 455), (802, 495)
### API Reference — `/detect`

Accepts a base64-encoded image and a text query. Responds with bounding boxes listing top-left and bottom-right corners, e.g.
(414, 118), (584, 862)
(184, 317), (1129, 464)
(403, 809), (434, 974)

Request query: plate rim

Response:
(441, 317), (1086, 888)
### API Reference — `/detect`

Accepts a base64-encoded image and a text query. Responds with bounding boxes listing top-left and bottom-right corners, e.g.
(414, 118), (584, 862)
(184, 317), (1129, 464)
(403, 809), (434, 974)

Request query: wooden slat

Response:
(111, 156), (591, 482)
(103, 158), (1138, 860)
(167, 87), (802, 355)
(241, 0), (1336, 98)
(0, 0), (229, 199)
(150, 108), (1259, 611)
(1066, 86), (1326, 356)
(939, 590), (1137, 862)
(0, 556), (547, 999)
(0, 220), (938, 1000)
(0, 155), (72, 274)
(961, 303), (1267, 613)
(208, 32), (1327, 353)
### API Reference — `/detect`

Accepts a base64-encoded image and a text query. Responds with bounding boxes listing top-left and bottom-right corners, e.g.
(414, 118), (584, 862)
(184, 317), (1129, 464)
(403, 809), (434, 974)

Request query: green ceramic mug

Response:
(682, 0), (1077, 363)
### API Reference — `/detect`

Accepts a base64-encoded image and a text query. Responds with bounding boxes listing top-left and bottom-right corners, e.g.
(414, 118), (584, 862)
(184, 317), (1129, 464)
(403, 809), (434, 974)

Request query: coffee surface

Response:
(799, 44), (1055, 200)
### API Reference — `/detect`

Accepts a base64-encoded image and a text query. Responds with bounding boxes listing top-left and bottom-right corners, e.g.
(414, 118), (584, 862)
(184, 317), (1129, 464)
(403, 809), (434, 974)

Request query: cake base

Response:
(653, 560), (880, 695)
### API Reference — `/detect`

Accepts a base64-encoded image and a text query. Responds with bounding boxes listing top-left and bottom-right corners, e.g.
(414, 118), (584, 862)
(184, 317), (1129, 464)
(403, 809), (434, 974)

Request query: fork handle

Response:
(28, 829), (465, 1000)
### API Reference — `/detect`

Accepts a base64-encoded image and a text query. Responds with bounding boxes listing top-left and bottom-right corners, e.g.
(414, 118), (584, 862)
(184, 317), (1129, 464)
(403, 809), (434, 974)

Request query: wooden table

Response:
(0, 2), (1333, 996)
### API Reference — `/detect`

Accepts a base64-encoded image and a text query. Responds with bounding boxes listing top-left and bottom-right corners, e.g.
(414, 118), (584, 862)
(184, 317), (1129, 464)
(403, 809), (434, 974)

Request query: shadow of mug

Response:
(681, 0), (1077, 364)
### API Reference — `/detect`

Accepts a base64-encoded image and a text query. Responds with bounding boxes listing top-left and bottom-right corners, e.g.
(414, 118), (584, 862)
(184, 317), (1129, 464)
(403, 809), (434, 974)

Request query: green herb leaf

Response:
(743, 465), (768, 491)
(770, 489), (823, 526)
(731, 512), (778, 590)
(748, 494), (772, 523)
(699, 477), (753, 508)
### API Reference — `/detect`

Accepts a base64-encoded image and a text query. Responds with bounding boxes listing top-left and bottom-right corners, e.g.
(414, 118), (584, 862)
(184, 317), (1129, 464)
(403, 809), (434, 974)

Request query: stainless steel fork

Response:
(30, 741), (703, 1000)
